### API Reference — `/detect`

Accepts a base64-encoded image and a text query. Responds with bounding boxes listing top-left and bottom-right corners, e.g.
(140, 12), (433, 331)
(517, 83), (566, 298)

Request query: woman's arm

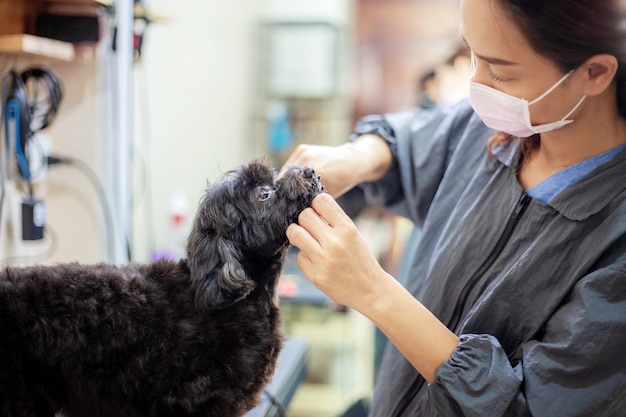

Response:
(286, 193), (459, 383)
(430, 263), (626, 416)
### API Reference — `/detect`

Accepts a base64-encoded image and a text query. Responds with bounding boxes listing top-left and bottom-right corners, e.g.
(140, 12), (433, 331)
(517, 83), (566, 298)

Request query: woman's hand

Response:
(279, 143), (356, 197)
(287, 193), (459, 383)
(279, 134), (393, 198)
(286, 193), (391, 311)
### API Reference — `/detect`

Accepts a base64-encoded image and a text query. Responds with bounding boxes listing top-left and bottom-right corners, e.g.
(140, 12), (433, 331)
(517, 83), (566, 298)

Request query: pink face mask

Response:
(469, 71), (586, 138)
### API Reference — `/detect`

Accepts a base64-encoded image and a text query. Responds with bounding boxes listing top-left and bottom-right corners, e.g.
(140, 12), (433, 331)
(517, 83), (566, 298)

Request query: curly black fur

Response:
(0, 158), (323, 417)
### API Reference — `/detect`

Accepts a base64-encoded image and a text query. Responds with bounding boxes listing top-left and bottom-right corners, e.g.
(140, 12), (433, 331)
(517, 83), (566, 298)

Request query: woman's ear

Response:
(581, 54), (619, 96)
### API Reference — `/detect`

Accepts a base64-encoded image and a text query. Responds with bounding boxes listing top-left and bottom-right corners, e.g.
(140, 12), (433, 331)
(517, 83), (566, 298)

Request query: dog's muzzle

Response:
(299, 166), (324, 193)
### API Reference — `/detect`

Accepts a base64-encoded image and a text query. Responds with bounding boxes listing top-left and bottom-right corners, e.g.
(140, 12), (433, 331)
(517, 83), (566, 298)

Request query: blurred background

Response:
(0, 0), (470, 415)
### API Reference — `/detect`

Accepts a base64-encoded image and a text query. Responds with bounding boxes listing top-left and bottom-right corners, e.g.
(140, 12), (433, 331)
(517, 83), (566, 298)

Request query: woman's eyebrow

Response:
(461, 36), (518, 66)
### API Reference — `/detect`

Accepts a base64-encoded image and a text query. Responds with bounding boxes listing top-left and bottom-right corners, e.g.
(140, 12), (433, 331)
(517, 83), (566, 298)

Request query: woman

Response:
(282, 0), (626, 415)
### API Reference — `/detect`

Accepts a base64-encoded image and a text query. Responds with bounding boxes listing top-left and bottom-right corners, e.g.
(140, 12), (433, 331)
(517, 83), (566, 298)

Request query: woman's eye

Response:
(489, 68), (512, 83)
(489, 71), (508, 83)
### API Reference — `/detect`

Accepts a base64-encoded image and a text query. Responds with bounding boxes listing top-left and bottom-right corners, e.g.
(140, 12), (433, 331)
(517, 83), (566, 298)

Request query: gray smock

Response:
(354, 100), (626, 417)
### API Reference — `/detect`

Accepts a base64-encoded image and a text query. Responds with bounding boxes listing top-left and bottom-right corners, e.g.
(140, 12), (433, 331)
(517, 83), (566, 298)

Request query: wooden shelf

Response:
(36, 0), (112, 4)
(0, 34), (75, 61)
(0, 0), (112, 61)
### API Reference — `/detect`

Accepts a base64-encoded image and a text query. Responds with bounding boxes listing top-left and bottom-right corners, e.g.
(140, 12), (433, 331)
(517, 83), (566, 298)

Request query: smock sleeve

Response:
(353, 100), (482, 225)
(429, 262), (626, 417)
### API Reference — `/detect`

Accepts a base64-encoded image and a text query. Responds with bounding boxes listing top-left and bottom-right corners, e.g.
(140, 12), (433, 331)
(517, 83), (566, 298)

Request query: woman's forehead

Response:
(460, 0), (529, 64)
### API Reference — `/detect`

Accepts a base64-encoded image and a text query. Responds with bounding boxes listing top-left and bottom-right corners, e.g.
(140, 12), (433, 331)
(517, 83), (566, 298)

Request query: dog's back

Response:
(0, 260), (282, 417)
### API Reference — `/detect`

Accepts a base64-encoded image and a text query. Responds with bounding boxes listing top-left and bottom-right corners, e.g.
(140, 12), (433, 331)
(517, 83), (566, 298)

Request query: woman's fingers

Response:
(294, 195), (354, 257)
(286, 222), (322, 282)
(309, 193), (351, 229)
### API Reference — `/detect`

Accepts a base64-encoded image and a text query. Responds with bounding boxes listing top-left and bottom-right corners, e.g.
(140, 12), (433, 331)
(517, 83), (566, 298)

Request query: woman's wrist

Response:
(343, 134), (393, 184)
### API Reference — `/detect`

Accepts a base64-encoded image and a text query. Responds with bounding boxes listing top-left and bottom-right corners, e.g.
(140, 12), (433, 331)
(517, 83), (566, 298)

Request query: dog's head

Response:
(187, 158), (323, 310)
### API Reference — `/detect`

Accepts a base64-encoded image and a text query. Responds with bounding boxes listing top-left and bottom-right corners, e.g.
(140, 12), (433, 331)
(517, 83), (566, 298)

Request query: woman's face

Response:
(460, 0), (585, 125)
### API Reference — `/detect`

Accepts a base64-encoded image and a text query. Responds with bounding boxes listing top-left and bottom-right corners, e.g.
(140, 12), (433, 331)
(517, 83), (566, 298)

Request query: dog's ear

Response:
(190, 235), (256, 310)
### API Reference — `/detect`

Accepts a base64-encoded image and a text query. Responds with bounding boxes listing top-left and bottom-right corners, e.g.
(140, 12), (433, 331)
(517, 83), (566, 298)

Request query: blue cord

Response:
(6, 98), (30, 182)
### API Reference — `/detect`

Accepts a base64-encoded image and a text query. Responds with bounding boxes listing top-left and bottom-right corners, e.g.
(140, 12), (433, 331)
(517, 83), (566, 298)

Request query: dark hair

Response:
(488, 0), (626, 154)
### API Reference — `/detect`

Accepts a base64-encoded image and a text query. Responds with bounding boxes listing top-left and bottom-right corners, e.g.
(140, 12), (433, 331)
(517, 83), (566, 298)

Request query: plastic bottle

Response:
(167, 190), (189, 260)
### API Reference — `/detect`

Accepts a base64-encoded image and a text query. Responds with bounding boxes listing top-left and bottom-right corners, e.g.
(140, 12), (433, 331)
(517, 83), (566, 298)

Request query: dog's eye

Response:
(259, 187), (275, 201)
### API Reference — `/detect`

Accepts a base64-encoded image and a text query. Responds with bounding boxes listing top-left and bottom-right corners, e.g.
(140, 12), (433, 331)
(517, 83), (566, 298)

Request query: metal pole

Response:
(113, 0), (133, 263)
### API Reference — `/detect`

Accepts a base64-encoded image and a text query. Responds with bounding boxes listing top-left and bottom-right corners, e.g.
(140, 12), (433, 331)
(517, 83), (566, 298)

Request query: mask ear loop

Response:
(528, 70), (586, 122)
(558, 95), (586, 121)
(528, 70), (574, 105)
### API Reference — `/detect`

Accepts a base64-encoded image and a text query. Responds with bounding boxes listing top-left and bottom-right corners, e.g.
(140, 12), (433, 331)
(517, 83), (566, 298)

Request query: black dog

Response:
(0, 159), (323, 417)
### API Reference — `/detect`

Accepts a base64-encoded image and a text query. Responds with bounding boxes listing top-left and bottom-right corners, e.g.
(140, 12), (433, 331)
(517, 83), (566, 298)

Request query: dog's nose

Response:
(302, 166), (315, 178)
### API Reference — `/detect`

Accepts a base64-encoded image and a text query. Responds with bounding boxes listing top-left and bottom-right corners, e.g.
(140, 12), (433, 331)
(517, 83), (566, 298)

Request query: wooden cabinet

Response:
(0, 0), (110, 61)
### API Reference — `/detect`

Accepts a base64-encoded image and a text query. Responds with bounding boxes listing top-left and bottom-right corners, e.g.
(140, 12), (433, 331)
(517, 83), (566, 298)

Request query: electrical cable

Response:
(0, 66), (62, 256)
(0, 71), (11, 236)
(21, 67), (63, 134)
(9, 96), (31, 186)
(5, 67), (63, 186)
(47, 155), (116, 261)
(0, 225), (58, 265)
(4, 70), (32, 192)
(0, 67), (63, 225)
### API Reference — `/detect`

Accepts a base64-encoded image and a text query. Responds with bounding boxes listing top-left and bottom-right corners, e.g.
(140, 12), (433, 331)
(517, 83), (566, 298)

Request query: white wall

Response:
(132, 0), (354, 262)
(131, 1), (268, 261)
(263, 0), (352, 24)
